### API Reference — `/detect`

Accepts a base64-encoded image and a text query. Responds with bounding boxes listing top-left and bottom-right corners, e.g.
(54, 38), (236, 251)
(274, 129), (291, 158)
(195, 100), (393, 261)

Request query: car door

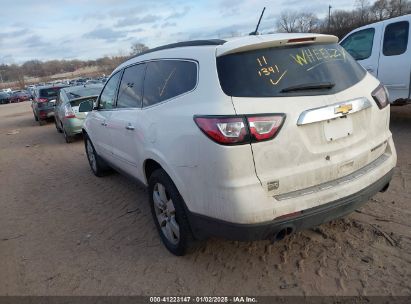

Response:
(108, 63), (147, 180)
(377, 20), (410, 102)
(87, 71), (122, 160)
(340, 25), (383, 77)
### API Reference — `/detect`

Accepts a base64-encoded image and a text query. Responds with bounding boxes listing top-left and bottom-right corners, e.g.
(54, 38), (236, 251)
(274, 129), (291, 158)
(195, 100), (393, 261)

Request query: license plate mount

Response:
(323, 116), (353, 142)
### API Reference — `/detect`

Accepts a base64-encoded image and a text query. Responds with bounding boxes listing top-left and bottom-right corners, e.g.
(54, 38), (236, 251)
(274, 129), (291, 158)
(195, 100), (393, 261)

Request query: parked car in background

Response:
(340, 14), (411, 105)
(54, 84), (103, 143)
(0, 92), (11, 104)
(9, 90), (31, 103)
(32, 85), (67, 125)
(85, 79), (101, 84)
(80, 35), (396, 255)
(26, 86), (35, 99)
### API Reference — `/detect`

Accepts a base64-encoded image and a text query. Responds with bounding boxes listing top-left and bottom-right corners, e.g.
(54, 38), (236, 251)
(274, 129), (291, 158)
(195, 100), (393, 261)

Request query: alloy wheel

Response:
(153, 182), (180, 245)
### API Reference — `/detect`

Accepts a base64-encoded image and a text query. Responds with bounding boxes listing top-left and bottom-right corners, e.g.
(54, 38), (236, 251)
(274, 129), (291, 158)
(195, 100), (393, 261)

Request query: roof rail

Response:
(129, 39), (227, 59)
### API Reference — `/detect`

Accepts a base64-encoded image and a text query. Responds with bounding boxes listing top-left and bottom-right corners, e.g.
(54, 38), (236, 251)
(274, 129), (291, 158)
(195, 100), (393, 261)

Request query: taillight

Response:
(64, 104), (75, 118)
(194, 116), (249, 145)
(372, 84), (389, 109)
(248, 115), (285, 142)
(194, 114), (285, 145)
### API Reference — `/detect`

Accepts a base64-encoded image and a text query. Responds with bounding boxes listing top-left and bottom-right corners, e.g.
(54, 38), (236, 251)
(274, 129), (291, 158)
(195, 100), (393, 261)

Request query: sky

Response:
(0, 0), (356, 65)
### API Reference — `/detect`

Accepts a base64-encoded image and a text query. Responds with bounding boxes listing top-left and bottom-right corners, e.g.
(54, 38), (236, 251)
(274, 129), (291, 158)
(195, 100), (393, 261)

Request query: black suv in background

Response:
(32, 85), (67, 125)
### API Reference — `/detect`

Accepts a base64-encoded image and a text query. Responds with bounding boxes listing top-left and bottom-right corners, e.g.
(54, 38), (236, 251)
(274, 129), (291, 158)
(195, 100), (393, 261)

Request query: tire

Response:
(63, 127), (73, 143)
(55, 119), (62, 133)
(148, 169), (197, 256)
(84, 135), (110, 177)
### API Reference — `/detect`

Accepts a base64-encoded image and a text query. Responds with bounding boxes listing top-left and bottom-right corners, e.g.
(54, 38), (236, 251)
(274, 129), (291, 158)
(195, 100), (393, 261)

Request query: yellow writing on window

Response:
(290, 48), (346, 68)
(256, 56), (287, 86)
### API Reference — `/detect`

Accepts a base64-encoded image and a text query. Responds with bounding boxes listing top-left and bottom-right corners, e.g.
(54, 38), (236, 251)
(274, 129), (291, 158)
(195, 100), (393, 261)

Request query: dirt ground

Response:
(0, 102), (410, 296)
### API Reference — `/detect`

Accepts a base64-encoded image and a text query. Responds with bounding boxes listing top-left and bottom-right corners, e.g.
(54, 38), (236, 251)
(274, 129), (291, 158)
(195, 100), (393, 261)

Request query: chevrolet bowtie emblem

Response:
(334, 104), (353, 115)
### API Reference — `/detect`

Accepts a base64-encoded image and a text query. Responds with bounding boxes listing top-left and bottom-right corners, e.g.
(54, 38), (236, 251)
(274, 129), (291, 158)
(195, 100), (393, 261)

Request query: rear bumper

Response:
(187, 169), (393, 241)
(64, 118), (85, 136)
(37, 107), (55, 119)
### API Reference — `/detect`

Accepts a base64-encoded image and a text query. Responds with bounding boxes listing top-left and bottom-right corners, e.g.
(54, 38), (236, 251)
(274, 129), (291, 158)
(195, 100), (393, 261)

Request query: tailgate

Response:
(216, 40), (390, 195)
(233, 87), (388, 195)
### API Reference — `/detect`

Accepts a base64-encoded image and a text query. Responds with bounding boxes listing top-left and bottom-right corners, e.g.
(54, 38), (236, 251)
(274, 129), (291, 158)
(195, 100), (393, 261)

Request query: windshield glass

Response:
(217, 43), (366, 97)
(65, 86), (103, 100)
(70, 96), (97, 107)
(39, 87), (62, 98)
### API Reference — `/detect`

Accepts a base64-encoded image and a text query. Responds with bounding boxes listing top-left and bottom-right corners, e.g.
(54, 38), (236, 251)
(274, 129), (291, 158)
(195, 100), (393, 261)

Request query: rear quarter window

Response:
(142, 60), (197, 107)
(217, 43), (366, 97)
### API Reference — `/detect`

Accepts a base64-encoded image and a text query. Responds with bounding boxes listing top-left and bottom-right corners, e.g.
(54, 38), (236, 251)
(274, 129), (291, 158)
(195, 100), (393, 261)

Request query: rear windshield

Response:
(39, 87), (61, 98)
(217, 43), (366, 97)
(70, 96), (97, 107)
(64, 87), (102, 100)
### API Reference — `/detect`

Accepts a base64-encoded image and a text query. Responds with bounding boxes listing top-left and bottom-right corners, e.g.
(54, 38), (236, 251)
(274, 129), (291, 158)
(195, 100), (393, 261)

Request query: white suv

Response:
(80, 34), (397, 255)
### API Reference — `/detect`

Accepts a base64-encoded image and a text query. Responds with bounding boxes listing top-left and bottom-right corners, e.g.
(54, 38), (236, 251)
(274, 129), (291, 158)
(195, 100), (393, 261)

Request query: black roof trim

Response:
(130, 39), (226, 59)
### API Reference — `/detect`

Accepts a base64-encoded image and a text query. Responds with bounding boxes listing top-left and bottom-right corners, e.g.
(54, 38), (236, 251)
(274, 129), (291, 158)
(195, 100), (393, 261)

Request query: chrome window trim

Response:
(297, 97), (372, 126)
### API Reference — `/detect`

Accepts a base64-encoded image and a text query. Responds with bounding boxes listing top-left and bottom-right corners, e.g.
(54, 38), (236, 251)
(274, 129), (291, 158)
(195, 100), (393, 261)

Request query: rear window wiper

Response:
(280, 82), (335, 93)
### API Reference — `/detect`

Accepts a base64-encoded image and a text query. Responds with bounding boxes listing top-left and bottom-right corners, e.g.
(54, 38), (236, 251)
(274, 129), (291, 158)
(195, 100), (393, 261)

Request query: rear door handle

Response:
(126, 124), (135, 130)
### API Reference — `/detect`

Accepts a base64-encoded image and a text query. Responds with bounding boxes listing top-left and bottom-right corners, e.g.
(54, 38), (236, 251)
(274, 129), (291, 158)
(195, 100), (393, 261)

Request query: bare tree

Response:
(324, 9), (358, 37)
(296, 12), (319, 32)
(355, 0), (372, 25)
(371, 0), (390, 20)
(277, 11), (319, 33)
(277, 10), (299, 32)
(130, 42), (149, 56)
(387, 0), (411, 16)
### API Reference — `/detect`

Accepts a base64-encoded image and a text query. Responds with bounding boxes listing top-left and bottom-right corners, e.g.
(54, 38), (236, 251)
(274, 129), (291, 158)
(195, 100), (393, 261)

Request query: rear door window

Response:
(117, 63), (146, 108)
(383, 21), (409, 56)
(340, 28), (375, 60)
(143, 60), (197, 107)
(217, 43), (366, 97)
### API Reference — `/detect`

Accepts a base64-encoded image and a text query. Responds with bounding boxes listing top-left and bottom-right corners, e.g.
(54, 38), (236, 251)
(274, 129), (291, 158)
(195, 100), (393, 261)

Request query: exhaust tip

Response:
(380, 182), (390, 193)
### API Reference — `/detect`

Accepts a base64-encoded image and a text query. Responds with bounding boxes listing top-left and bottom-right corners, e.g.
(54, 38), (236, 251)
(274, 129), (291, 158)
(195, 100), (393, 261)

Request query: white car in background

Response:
(80, 34), (397, 255)
(341, 14), (411, 104)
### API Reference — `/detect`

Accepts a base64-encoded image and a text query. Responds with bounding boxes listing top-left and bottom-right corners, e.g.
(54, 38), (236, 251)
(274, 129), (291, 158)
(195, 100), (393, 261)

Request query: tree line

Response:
(1, 0), (410, 87)
(277, 0), (411, 38)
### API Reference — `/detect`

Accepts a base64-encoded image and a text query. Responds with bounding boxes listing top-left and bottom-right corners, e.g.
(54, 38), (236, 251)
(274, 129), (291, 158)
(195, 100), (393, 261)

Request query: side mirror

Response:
(79, 100), (94, 112)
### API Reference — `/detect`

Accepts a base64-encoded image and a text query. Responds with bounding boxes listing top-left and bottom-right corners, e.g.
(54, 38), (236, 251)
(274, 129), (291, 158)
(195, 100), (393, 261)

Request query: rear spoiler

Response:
(216, 34), (338, 57)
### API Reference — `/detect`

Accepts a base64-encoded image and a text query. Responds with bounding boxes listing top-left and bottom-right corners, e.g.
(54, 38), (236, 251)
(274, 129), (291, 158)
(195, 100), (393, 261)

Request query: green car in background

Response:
(54, 84), (103, 143)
